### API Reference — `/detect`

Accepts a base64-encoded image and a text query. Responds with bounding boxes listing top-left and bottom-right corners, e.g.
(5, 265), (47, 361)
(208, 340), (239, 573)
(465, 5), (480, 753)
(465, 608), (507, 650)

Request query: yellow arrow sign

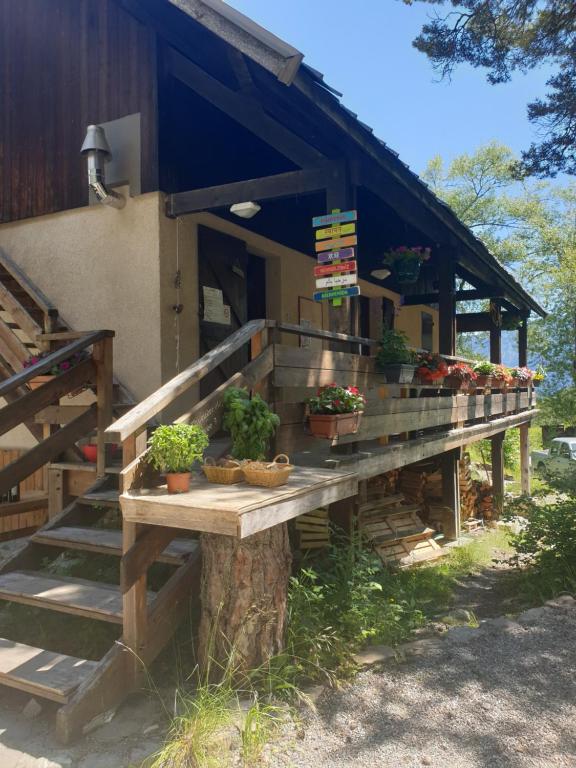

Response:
(315, 222), (356, 240)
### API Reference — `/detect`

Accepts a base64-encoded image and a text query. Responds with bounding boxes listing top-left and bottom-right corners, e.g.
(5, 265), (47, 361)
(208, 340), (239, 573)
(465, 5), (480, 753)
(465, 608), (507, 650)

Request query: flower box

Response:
(308, 412), (362, 440)
(28, 374), (55, 390)
(475, 375), (493, 389)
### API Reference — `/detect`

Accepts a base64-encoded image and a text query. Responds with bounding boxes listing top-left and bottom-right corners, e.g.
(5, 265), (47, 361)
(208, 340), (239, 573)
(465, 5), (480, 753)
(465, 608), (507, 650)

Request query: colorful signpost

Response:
(312, 209), (360, 306)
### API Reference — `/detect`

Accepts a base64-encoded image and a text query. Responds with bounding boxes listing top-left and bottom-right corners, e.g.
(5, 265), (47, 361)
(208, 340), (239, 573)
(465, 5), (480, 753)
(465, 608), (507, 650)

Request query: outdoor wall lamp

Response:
(80, 124), (125, 210)
(230, 201), (261, 219)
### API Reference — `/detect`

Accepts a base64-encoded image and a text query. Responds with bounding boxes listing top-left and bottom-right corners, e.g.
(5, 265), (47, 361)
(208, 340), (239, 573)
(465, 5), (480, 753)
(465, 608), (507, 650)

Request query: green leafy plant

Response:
(473, 361), (497, 376)
(377, 329), (416, 367)
(306, 384), (365, 415)
(382, 245), (431, 267)
(222, 387), (280, 461)
(147, 423), (209, 474)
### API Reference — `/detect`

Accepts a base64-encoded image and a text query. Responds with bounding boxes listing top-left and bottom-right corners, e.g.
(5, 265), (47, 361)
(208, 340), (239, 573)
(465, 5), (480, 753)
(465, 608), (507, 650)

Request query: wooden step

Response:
(0, 637), (97, 703)
(0, 571), (148, 623)
(80, 490), (119, 508)
(50, 461), (122, 475)
(33, 527), (199, 565)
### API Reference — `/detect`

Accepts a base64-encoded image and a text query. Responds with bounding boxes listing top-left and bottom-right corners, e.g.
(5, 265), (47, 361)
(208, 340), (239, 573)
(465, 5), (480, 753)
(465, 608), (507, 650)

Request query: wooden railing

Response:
(0, 330), (114, 496)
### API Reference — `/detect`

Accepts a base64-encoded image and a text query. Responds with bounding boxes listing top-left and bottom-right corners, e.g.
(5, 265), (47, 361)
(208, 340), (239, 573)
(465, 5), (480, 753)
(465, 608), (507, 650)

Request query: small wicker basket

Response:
(202, 457), (244, 485)
(242, 454), (294, 488)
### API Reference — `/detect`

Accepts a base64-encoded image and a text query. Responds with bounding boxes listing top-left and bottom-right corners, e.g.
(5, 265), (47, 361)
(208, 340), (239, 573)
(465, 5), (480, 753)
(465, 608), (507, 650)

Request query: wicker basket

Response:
(202, 457), (244, 485)
(242, 454), (294, 488)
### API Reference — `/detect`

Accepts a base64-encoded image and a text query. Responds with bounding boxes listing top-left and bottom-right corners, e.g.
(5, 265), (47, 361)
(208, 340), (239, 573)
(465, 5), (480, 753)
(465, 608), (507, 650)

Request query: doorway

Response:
(198, 226), (266, 397)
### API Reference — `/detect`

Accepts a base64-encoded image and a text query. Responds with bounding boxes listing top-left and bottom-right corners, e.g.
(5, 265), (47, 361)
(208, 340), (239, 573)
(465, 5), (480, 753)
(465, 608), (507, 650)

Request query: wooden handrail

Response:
(0, 330), (114, 398)
(106, 319), (269, 443)
(276, 322), (378, 347)
(0, 247), (57, 316)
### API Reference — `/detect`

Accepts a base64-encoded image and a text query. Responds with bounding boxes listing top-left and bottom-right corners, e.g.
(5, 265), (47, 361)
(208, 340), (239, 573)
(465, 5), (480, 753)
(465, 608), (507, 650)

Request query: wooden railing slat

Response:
(0, 406), (98, 496)
(0, 359), (96, 439)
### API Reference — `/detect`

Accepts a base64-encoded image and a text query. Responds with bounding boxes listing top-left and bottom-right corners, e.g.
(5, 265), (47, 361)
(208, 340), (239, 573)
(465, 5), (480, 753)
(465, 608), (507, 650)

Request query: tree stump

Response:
(198, 523), (292, 674)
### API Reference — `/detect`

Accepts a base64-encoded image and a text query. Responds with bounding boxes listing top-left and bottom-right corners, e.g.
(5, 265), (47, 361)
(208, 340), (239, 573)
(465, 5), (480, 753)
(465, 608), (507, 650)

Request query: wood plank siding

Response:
(0, 0), (158, 223)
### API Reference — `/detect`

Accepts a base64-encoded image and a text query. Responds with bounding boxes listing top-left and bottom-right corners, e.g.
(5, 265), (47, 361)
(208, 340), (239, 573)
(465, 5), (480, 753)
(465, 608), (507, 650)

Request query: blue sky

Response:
(229, 0), (552, 176)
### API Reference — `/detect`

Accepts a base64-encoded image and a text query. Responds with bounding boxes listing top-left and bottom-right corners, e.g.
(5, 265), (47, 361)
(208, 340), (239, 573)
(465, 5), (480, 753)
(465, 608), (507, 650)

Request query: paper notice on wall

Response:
(203, 286), (230, 324)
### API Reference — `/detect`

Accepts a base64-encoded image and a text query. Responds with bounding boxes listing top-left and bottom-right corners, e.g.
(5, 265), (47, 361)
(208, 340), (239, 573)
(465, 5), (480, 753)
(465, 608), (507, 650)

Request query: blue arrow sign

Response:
(312, 210), (357, 228)
(313, 286), (361, 302)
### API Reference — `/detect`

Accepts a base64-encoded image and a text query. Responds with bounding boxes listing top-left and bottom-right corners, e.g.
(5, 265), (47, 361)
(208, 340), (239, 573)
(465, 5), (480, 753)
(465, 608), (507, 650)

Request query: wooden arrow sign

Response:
(315, 235), (357, 253)
(315, 222), (356, 240)
(314, 261), (357, 277)
(313, 286), (361, 302)
(316, 273), (358, 289)
(312, 210), (357, 228)
(317, 247), (355, 264)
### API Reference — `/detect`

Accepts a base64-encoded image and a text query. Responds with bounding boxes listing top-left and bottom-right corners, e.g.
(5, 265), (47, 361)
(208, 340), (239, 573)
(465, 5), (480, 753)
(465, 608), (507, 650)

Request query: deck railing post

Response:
(519, 423), (531, 496)
(94, 336), (114, 478)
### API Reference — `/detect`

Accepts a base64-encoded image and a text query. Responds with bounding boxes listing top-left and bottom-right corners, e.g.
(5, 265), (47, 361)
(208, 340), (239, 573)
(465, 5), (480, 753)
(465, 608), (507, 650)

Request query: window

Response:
(560, 443), (570, 458)
(421, 312), (434, 351)
(550, 443), (559, 456)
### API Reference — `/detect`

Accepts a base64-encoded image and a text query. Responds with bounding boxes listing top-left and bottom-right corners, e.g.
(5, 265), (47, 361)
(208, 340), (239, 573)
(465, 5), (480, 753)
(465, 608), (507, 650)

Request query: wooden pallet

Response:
(294, 508), (330, 550)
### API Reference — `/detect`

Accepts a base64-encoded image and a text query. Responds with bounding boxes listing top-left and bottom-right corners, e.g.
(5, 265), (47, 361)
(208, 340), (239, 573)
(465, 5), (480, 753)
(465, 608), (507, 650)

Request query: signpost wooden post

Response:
(312, 210), (360, 307)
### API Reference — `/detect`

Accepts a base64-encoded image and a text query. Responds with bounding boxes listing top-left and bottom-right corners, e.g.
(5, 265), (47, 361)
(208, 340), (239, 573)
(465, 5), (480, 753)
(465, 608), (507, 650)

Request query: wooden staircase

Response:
(0, 469), (200, 740)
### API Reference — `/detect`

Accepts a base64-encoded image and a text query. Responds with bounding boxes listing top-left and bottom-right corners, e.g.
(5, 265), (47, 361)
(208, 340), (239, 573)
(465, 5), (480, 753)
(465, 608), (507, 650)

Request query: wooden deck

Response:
(121, 466), (358, 538)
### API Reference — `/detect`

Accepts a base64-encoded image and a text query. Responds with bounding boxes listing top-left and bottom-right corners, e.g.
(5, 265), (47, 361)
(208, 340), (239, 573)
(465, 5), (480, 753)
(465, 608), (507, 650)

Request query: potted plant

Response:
(511, 366), (534, 387)
(445, 362), (477, 392)
(147, 423), (209, 493)
(493, 364), (514, 390)
(222, 387), (280, 461)
(382, 246), (431, 284)
(24, 350), (87, 390)
(306, 384), (366, 439)
(416, 352), (449, 385)
(473, 361), (497, 389)
(533, 365), (546, 387)
(376, 329), (417, 383)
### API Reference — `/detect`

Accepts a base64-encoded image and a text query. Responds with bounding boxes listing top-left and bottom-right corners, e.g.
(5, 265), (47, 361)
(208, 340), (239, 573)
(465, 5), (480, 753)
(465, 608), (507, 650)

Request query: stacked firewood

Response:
(476, 482), (495, 521)
(368, 469), (400, 497)
(459, 455), (478, 522)
(398, 468), (426, 504)
(424, 470), (443, 503)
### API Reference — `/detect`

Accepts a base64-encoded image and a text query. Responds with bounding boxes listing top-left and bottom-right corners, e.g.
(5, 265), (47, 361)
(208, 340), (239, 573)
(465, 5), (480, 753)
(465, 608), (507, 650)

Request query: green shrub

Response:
(505, 493), (576, 599)
(377, 329), (416, 367)
(148, 423), (209, 473)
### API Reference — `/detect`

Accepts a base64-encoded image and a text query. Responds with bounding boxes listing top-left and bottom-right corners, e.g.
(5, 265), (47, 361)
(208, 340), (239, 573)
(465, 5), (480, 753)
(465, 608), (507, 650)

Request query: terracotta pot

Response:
(444, 375), (471, 392)
(308, 412), (362, 440)
(166, 472), (191, 494)
(28, 374), (54, 390)
(475, 375), (493, 389)
(417, 374), (445, 387)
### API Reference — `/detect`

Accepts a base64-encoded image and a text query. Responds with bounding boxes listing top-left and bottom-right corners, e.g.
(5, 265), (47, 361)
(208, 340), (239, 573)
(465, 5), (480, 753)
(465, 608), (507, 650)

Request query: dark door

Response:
(199, 227), (249, 398)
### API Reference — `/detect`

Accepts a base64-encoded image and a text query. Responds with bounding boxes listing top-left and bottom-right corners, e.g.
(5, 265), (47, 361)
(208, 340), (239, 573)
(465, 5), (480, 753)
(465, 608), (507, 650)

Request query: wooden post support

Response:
(519, 423), (531, 496)
(441, 448), (461, 540)
(518, 317), (528, 367)
(490, 300), (502, 365)
(94, 336), (114, 478)
(198, 525), (292, 675)
(491, 432), (505, 516)
(47, 467), (64, 519)
(122, 521), (148, 681)
(438, 253), (456, 356)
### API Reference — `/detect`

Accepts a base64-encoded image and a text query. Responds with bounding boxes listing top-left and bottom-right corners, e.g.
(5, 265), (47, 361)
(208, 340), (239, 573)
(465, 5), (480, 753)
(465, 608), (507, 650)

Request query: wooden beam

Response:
(166, 47), (323, 167)
(441, 448), (461, 541)
(0, 281), (43, 343)
(0, 359), (96, 438)
(402, 289), (501, 306)
(167, 163), (333, 218)
(0, 497), (48, 519)
(0, 316), (30, 371)
(457, 311), (517, 333)
(121, 526), (179, 593)
(0, 406), (97, 496)
(94, 337), (114, 478)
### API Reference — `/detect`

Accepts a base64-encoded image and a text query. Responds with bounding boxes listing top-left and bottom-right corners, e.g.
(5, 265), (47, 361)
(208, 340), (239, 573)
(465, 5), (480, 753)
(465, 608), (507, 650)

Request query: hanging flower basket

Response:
(382, 246), (432, 285)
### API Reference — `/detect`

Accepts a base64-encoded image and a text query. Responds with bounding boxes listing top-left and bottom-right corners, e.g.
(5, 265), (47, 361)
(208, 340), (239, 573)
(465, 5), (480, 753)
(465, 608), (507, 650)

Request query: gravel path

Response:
(268, 596), (576, 768)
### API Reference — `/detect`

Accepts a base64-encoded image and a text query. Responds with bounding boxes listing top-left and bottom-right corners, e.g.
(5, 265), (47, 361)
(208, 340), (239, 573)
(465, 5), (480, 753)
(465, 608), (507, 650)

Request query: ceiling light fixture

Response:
(230, 201), (261, 219)
(370, 268), (391, 281)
